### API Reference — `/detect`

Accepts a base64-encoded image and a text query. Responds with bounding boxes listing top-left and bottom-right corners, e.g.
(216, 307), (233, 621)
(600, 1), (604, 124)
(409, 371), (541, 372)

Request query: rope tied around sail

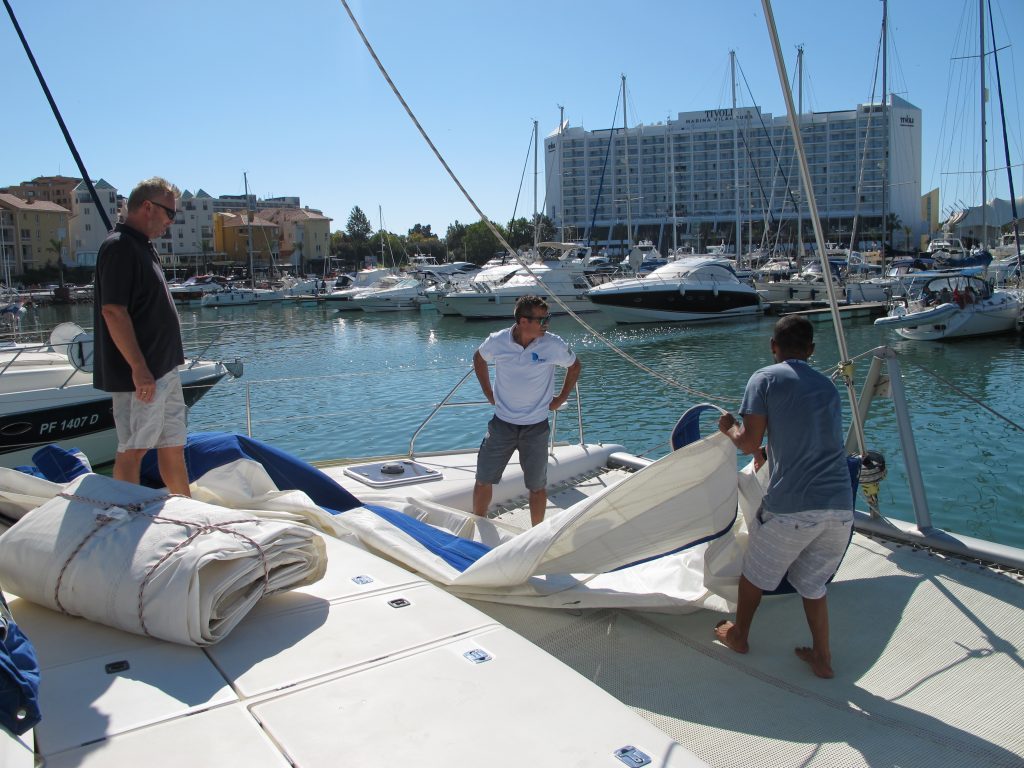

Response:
(53, 491), (271, 638)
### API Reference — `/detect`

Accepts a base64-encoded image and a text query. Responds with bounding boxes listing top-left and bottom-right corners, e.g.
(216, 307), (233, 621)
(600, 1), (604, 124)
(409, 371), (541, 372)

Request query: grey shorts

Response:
(743, 508), (853, 600)
(112, 369), (188, 452)
(475, 415), (550, 491)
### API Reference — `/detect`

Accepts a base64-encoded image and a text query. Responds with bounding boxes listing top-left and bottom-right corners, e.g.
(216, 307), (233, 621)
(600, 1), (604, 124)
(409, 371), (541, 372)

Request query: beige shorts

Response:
(112, 369), (187, 452)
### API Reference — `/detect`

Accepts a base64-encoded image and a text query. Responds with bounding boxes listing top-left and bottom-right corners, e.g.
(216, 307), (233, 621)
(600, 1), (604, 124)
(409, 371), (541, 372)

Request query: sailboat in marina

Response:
(875, 0), (1022, 340)
(2, 2), (1023, 767)
(201, 173), (260, 307)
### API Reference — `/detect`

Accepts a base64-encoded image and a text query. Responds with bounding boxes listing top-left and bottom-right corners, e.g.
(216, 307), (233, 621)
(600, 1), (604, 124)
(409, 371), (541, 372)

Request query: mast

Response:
(0, 211), (10, 291)
(881, 0), (888, 267)
(795, 45), (804, 266)
(669, 113), (678, 252)
(979, 0), (987, 249)
(244, 172), (255, 289)
(622, 74), (633, 250)
(988, 0), (1022, 276)
(762, 0), (867, 457)
(732, 50), (741, 266)
(533, 119), (539, 249)
(378, 205), (385, 269)
(558, 105), (565, 242)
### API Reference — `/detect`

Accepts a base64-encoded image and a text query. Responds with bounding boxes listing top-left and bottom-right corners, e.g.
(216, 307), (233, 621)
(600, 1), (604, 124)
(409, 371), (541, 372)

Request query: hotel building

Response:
(544, 95), (922, 254)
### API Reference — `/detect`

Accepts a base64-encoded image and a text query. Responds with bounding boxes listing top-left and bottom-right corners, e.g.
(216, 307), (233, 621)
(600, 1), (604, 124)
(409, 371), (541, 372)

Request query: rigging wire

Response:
(588, 86), (622, 249)
(338, 0), (738, 406)
(847, 26), (883, 255)
(509, 124), (536, 229)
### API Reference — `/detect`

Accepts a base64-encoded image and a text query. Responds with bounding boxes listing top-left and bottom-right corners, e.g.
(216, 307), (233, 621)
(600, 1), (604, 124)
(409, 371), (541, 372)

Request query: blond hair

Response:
(126, 177), (180, 212)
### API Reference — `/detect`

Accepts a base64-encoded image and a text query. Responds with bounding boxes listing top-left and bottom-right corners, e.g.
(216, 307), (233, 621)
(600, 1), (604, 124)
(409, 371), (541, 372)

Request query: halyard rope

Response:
(54, 492), (271, 638)
(337, 0), (738, 407)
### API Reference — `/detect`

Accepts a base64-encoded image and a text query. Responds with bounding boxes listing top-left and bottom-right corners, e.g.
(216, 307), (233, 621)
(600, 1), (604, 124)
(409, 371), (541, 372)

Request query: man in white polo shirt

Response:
(472, 295), (582, 526)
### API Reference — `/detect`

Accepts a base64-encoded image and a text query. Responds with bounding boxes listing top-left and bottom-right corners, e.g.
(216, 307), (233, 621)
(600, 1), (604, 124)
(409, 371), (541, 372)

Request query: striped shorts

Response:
(743, 508), (853, 600)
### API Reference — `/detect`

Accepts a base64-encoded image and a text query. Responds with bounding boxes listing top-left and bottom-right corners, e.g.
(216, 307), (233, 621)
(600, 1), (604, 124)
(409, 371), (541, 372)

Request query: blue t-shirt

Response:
(740, 359), (852, 515)
(477, 328), (576, 425)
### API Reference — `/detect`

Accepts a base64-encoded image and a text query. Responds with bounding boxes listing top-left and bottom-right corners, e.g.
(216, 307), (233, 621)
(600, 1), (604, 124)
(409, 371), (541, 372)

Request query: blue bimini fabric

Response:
(0, 591), (41, 736)
(141, 432), (491, 573)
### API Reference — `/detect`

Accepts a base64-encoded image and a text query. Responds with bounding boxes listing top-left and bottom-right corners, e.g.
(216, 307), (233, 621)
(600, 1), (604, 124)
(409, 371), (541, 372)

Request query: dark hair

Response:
(514, 295), (548, 322)
(772, 315), (814, 355)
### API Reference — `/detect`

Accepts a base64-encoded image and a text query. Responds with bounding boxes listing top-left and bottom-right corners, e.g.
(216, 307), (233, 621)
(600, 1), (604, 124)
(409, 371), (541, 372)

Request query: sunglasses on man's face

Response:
(148, 199), (176, 222)
(525, 314), (550, 326)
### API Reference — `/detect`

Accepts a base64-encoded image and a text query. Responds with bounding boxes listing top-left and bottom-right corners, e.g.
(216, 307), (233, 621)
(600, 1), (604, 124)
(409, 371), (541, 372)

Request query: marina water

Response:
(29, 301), (1024, 549)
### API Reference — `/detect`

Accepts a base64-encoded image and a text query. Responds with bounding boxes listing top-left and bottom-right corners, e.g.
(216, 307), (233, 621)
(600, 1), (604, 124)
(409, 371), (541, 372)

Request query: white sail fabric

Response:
(0, 473), (326, 646)
(337, 433), (743, 610)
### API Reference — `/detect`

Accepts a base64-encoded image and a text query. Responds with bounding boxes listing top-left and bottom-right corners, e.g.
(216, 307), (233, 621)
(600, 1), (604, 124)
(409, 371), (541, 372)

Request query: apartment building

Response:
(0, 194), (70, 277)
(212, 211), (280, 273)
(152, 189), (217, 274)
(544, 95), (922, 253)
(69, 179), (119, 267)
(257, 206), (332, 273)
(0, 176), (78, 213)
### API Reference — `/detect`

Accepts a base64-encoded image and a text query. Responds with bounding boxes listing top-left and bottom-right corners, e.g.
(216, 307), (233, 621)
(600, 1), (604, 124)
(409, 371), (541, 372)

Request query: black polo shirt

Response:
(92, 223), (184, 392)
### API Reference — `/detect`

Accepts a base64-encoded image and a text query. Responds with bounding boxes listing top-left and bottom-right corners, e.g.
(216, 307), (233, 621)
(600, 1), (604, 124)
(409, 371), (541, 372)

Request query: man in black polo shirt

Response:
(93, 177), (189, 495)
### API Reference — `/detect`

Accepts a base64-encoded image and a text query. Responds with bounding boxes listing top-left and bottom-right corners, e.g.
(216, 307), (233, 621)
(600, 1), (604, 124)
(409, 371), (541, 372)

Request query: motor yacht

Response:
(324, 268), (393, 310)
(350, 275), (427, 312)
(587, 256), (762, 323)
(442, 243), (598, 319)
(200, 287), (258, 307)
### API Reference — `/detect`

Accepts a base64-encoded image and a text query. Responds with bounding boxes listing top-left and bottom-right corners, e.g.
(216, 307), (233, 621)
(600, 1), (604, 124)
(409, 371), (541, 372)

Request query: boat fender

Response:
(712, 285), (719, 297)
(678, 287), (686, 297)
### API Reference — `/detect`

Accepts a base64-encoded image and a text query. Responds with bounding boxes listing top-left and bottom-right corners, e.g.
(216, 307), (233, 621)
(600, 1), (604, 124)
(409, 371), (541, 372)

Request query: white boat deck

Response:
(323, 448), (1024, 768)
(4, 443), (1021, 767)
(6, 530), (702, 767)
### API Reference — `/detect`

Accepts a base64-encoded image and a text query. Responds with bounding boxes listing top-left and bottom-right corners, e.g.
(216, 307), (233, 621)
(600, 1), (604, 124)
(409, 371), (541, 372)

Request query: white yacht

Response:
(325, 268), (393, 310)
(442, 243), (598, 319)
(587, 256), (763, 324)
(350, 275), (426, 312)
(168, 275), (228, 306)
(200, 287), (258, 307)
(874, 272), (1022, 340)
(425, 263), (522, 316)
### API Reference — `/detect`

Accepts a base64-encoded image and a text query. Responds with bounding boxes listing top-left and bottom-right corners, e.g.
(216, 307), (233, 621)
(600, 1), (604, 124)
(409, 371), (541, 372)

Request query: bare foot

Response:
(713, 619), (749, 654)
(795, 646), (834, 678)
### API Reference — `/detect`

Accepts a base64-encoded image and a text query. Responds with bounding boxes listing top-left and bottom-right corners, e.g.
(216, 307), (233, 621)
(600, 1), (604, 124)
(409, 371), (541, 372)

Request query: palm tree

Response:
(46, 238), (65, 285)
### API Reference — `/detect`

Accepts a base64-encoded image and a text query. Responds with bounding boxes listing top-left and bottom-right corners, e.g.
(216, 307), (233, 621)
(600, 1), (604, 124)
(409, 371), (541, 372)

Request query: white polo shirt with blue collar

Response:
(477, 327), (576, 426)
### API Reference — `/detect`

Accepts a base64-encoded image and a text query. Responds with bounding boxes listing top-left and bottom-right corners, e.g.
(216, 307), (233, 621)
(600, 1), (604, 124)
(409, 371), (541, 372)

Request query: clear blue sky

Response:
(2, 0), (1021, 236)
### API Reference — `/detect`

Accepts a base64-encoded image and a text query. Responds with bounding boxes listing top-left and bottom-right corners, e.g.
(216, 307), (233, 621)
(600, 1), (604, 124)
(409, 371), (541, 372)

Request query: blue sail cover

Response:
(141, 432), (363, 512)
(140, 433), (489, 572)
(0, 591), (41, 736)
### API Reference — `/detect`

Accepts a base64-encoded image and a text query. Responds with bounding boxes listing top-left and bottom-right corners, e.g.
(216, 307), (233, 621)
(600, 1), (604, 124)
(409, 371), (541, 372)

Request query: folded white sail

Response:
(0, 473), (326, 646)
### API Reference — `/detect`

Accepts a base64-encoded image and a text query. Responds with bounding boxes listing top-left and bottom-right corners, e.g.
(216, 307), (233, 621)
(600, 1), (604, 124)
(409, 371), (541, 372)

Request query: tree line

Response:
(330, 206), (557, 269)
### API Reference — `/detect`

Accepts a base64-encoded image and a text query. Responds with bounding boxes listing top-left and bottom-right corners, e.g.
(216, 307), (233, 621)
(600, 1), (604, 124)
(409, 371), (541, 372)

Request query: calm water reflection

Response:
(32, 300), (1024, 548)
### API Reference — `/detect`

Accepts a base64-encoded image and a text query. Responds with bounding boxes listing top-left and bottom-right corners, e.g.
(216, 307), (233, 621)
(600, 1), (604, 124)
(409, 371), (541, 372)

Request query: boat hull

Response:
(875, 296), (1021, 340)
(446, 292), (596, 319)
(588, 286), (762, 324)
(0, 362), (231, 468)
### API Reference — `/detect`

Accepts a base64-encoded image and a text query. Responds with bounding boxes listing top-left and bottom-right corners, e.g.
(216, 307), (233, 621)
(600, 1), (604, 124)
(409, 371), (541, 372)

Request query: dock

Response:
(770, 300), (888, 321)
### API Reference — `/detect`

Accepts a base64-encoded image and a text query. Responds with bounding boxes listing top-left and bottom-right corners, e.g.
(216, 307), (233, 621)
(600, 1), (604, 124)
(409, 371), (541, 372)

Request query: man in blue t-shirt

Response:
(472, 295), (581, 526)
(715, 315), (853, 678)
